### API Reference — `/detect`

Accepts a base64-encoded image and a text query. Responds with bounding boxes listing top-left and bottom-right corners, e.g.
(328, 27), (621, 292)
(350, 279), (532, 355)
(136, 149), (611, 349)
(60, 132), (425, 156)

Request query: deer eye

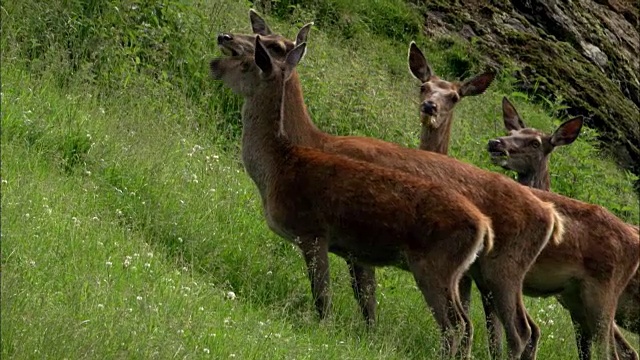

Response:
(530, 140), (541, 148)
(420, 84), (428, 92)
(267, 43), (285, 56)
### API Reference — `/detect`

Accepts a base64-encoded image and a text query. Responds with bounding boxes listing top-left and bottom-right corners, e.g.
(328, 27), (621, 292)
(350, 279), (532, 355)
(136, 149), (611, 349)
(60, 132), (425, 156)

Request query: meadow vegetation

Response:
(2, 0), (638, 358)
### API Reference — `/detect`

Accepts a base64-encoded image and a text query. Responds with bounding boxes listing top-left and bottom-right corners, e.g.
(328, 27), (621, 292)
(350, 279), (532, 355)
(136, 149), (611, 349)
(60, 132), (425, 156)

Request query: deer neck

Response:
(419, 112), (454, 154)
(240, 79), (289, 199)
(281, 71), (326, 147)
(517, 158), (551, 191)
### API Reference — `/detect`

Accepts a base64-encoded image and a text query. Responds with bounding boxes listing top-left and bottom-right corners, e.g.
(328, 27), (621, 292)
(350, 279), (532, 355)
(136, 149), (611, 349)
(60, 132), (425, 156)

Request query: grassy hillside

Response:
(2, 0), (638, 359)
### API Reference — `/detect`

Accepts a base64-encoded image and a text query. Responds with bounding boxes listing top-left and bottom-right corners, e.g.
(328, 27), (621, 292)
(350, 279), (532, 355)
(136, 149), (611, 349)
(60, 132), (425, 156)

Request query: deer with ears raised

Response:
(407, 42), (495, 154)
(210, 36), (496, 359)
(216, 11), (565, 360)
(409, 42), (640, 360)
(488, 97), (584, 190)
(485, 97), (640, 360)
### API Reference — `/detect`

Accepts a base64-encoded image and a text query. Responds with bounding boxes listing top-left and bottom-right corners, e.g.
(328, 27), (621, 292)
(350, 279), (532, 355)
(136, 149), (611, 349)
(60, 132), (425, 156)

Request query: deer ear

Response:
(295, 22), (313, 45)
(254, 36), (273, 74)
(408, 42), (432, 82)
(249, 9), (273, 35)
(284, 42), (306, 81)
(459, 71), (495, 97)
(550, 117), (582, 147)
(502, 97), (526, 131)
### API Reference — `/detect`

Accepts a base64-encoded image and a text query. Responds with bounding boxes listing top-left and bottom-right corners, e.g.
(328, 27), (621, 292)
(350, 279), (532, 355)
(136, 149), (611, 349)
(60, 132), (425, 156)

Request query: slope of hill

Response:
(2, 0), (638, 358)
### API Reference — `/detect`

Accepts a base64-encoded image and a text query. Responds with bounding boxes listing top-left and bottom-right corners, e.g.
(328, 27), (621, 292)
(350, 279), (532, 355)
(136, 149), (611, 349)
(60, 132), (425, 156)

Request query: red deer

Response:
(488, 97), (583, 190)
(408, 42), (505, 356)
(486, 97), (640, 360)
(215, 12), (564, 360)
(408, 42), (640, 358)
(210, 37), (496, 359)
(407, 42), (495, 154)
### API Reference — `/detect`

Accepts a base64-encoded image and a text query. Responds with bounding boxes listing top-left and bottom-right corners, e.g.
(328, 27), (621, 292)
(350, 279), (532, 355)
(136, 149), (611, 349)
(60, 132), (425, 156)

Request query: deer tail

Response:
(481, 215), (495, 254)
(546, 202), (565, 246)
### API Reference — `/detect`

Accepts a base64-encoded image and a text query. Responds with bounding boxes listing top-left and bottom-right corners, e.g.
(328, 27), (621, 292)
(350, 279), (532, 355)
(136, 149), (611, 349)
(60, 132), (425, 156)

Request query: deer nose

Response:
(421, 101), (437, 116)
(487, 139), (502, 151)
(217, 33), (233, 44)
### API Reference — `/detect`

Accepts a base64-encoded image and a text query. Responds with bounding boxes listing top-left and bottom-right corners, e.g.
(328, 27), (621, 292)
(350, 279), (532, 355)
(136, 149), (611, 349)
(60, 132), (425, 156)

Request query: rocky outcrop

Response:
(411, 0), (639, 183)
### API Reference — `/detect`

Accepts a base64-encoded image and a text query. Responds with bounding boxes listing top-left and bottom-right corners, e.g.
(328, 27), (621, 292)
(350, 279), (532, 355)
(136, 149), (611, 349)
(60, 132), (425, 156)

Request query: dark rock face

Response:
(411, 0), (639, 184)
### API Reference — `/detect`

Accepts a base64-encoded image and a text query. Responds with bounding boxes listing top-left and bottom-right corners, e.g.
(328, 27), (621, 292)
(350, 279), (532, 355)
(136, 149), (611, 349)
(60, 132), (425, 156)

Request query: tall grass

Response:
(2, 0), (638, 358)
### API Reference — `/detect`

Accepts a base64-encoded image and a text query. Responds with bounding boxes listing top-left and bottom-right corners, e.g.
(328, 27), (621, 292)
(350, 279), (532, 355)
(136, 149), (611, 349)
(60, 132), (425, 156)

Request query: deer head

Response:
(216, 9), (312, 60)
(408, 42), (495, 129)
(487, 97), (583, 189)
(210, 35), (307, 114)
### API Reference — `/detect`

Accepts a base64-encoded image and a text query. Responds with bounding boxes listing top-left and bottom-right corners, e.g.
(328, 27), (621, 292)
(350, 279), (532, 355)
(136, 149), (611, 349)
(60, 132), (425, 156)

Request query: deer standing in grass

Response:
(409, 44), (640, 360)
(407, 43), (507, 357)
(210, 36), (496, 359)
(215, 11), (565, 360)
(486, 97), (640, 360)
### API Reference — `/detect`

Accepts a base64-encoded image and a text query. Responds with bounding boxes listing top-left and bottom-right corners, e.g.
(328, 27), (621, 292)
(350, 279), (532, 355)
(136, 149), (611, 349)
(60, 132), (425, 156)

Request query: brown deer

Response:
(215, 11), (564, 360)
(407, 42), (495, 154)
(486, 97), (640, 360)
(210, 36), (496, 359)
(409, 42), (640, 359)
(488, 97), (583, 190)
(407, 41), (506, 356)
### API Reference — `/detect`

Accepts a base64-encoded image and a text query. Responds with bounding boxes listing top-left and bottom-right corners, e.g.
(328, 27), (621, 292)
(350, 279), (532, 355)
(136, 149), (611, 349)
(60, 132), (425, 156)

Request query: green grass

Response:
(2, 0), (638, 359)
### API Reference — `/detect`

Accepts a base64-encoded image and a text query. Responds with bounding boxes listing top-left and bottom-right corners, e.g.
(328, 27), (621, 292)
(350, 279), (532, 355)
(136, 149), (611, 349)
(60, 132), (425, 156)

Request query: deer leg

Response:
(568, 310), (592, 360)
(556, 289), (593, 360)
(475, 280), (504, 360)
(459, 274), (473, 315)
(457, 274), (474, 357)
(346, 259), (377, 326)
(614, 324), (638, 360)
(452, 272), (474, 359)
(480, 267), (531, 360)
(570, 305), (592, 360)
(573, 318), (592, 360)
(299, 237), (331, 320)
(406, 252), (466, 359)
(521, 312), (541, 360)
(580, 281), (619, 360)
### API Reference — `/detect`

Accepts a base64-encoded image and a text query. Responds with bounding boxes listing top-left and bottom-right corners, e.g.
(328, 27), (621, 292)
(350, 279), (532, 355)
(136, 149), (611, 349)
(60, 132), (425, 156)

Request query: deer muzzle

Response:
(217, 33), (240, 56)
(487, 139), (509, 160)
(421, 101), (437, 116)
